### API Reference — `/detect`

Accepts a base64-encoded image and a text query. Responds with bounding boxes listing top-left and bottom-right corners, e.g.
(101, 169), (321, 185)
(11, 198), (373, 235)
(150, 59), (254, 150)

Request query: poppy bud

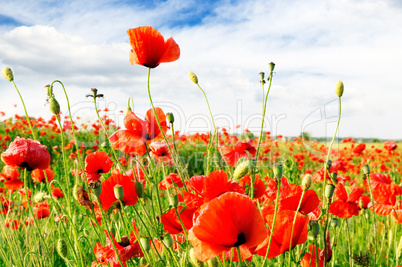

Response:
(335, 81), (344, 97)
(57, 238), (68, 259)
(207, 257), (219, 267)
(140, 237), (151, 252)
(92, 184), (102, 198)
(189, 72), (198, 84)
(169, 193), (179, 208)
(301, 174), (312, 191)
(268, 62), (275, 73)
(2, 67), (13, 82)
(233, 159), (251, 181)
(310, 220), (320, 238)
(162, 233), (173, 248)
(189, 248), (203, 267)
(325, 184), (335, 199)
(166, 112), (174, 124)
(273, 163), (283, 179)
(331, 218), (339, 228)
(330, 172), (338, 184)
(83, 228), (90, 237)
(362, 164), (370, 175)
(126, 106), (132, 114)
(49, 97), (61, 115)
(135, 180), (143, 198)
(326, 159), (332, 170)
(114, 184), (124, 201)
(34, 192), (48, 203)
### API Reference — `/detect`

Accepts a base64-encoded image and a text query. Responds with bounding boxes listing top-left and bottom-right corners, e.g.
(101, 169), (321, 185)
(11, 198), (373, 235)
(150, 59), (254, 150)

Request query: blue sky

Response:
(1, 0), (402, 140)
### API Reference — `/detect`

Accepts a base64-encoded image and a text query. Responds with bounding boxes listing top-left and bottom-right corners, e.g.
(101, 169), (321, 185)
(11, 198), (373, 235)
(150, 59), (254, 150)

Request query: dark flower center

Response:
(144, 133), (150, 140)
(233, 232), (246, 247)
(118, 236), (130, 247)
(97, 168), (103, 174)
(19, 162), (33, 171)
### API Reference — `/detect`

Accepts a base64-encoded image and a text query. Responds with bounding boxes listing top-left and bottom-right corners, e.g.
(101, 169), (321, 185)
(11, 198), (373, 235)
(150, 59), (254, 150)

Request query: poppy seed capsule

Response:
(259, 72), (265, 81)
(325, 184), (335, 199)
(166, 112), (174, 124)
(140, 237), (151, 252)
(189, 72), (198, 84)
(49, 97), (61, 115)
(163, 233), (173, 248)
(113, 184), (124, 201)
(273, 163), (283, 179)
(362, 164), (370, 175)
(331, 218), (339, 228)
(301, 174), (312, 191)
(310, 221), (320, 238)
(268, 62), (275, 72)
(2, 67), (13, 82)
(169, 193), (179, 208)
(56, 238), (68, 259)
(335, 81), (344, 97)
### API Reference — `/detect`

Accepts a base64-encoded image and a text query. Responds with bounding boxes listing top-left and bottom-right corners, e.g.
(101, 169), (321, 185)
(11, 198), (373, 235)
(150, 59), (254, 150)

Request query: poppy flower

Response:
(384, 141), (397, 153)
(84, 151), (114, 183)
(31, 168), (55, 183)
(300, 233), (332, 267)
(127, 26), (180, 68)
(33, 201), (50, 219)
(329, 183), (362, 218)
(109, 108), (167, 156)
(255, 210), (309, 259)
(352, 143), (366, 156)
(0, 165), (23, 190)
(158, 173), (184, 190)
(239, 174), (266, 199)
(160, 206), (195, 235)
(1, 137), (50, 171)
(220, 141), (256, 167)
(52, 186), (64, 198)
(99, 171), (138, 210)
(188, 192), (266, 262)
(149, 141), (173, 166)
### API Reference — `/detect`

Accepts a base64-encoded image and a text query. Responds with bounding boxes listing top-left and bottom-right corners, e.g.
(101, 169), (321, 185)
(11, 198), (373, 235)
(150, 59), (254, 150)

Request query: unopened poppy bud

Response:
(135, 180), (143, 198)
(189, 248), (204, 267)
(169, 193), (179, 208)
(331, 218), (339, 228)
(330, 172), (338, 184)
(163, 233), (173, 248)
(189, 72), (198, 84)
(325, 184), (335, 199)
(273, 163), (283, 179)
(140, 237), (151, 252)
(57, 238), (68, 259)
(2, 67), (13, 82)
(207, 257), (219, 267)
(114, 184), (124, 201)
(83, 228), (90, 237)
(310, 220), (320, 238)
(326, 159), (332, 170)
(166, 112), (174, 124)
(126, 106), (132, 114)
(34, 192), (48, 203)
(335, 81), (344, 97)
(233, 159), (251, 181)
(301, 174), (312, 191)
(268, 62), (275, 72)
(49, 97), (61, 115)
(362, 164), (370, 175)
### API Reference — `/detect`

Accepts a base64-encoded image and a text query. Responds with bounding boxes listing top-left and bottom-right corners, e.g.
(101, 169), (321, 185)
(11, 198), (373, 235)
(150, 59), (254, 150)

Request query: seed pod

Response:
(166, 112), (174, 124)
(301, 174), (312, 191)
(114, 184), (124, 201)
(362, 164), (370, 175)
(169, 194), (179, 208)
(135, 180), (143, 198)
(56, 238), (68, 259)
(273, 163), (283, 179)
(331, 218), (339, 228)
(140, 237), (151, 252)
(2, 67), (13, 82)
(268, 62), (275, 72)
(325, 184), (335, 199)
(163, 233), (173, 248)
(310, 220), (320, 238)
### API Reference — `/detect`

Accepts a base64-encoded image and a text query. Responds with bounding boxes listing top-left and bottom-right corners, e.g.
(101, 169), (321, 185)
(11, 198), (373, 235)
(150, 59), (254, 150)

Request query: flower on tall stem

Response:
(84, 151), (114, 184)
(220, 141), (256, 167)
(127, 26), (180, 68)
(31, 168), (54, 183)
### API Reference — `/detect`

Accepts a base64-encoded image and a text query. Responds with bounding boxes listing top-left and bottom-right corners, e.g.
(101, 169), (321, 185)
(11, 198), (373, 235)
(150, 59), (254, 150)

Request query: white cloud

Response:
(1, 0), (401, 139)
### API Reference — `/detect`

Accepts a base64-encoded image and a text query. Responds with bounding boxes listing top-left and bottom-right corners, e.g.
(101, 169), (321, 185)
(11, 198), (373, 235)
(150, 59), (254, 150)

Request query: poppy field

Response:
(1, 26), (402, 267)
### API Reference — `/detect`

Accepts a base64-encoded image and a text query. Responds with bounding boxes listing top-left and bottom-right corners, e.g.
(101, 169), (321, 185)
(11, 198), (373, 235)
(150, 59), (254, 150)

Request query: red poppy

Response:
(109, 108), (167, 156)
(1, 137), (50, 171)
(93, 221), (143, 266)
(125, 166), (146, 185)
(352, 143), (366, 156)
(300, 233), (332, 267)
(220, 141), (256, 167)
(329, 183), (362, 218)
(33, 201), (50, 219)
(99, 172), (138, 210)
(127, 26), (180, 68)
(256, 210), (308, 259)
(84, 151), (114, 183)
(160, 206), (195, 235)
(31, 168), (54, 183)
(239, 174), (266, 199)
(384, 141), (397, 153)
(158, 173), (184, 190)
(52, 187), (64, 198)
(149, 141), (173, 166)
(0, 165), (23, 191)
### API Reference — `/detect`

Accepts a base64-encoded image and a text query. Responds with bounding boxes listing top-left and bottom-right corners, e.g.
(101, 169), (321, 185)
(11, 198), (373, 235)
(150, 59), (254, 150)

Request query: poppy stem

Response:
(365, 171), (378, 264)
(11, 80), (37, 140)
(288, 190), (306, 266)
(146, 67), (189, 190)
(236, 246), (243, 266)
